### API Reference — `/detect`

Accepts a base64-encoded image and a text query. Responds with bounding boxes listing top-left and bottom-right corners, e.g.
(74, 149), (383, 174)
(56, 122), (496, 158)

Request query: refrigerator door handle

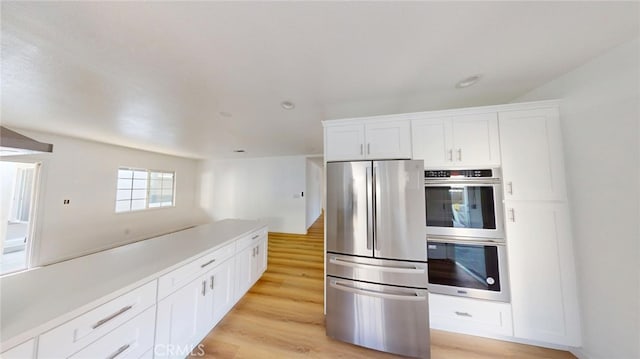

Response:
(372, 164), (379, 251)
(329, 280), (426, 301)
(366, 166), (374, 250)
(329, 257), (426, 274)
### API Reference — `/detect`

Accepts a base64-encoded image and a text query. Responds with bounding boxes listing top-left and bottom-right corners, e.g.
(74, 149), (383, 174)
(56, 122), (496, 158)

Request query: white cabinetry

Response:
(429, 293), (513, 337)
(324, 119), (411, 161)
(70, 306), (156, 359)
(38, 281), (157, 359)
(155, 276), (210, 359)
(1, 339), (35, 359)
(412, 113), (500, 168)
(207, 257), (236, 326)
(499, 105), (580, 346)
(499, 108), (566, 201)
(234, 229), (268, 300)
(504, 202), (580, 346)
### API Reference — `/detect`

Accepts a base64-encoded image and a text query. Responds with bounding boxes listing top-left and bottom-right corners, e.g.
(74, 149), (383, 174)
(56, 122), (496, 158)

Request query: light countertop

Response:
(0, 219), (266, 349)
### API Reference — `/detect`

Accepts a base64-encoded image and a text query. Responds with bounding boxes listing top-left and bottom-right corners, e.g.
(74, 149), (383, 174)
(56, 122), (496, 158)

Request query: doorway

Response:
(1, 161), (39, 274)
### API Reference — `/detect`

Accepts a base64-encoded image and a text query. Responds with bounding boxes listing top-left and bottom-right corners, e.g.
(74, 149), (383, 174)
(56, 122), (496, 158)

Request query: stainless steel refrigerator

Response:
(325, 160), (430, 359)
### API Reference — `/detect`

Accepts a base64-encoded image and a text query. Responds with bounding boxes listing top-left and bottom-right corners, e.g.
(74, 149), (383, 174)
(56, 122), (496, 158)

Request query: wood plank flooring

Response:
(197, 215), (575, 359)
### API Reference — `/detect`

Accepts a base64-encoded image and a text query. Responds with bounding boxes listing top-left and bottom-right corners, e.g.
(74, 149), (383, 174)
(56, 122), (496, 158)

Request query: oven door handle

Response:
(329, 257), (426, 274)
(427, 236), (506, 246)
(329, 280), (426, 301)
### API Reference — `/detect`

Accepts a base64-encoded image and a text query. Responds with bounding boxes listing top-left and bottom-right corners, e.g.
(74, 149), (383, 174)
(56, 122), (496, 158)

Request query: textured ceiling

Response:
(1, 1), (638, 159)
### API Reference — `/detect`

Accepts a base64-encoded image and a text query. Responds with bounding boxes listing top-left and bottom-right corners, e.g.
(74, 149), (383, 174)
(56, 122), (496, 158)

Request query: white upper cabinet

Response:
(412, 113), (500, 168)
(504, 201), (581, 346)
(324, 119), (411, 161)
(324, 124), (366, 161)
(499, 108), (567, 201)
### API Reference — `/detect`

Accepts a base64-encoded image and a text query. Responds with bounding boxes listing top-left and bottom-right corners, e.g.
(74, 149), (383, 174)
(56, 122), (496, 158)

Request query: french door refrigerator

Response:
(325, 160), (430, 359)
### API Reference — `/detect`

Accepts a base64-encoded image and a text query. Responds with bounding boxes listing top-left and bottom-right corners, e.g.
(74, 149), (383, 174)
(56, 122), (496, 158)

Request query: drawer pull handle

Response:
(210, 275), (215, 290)
(252, 234), (259, 240)
(200, 259), (216, 268)
(202, 280), (207, 296)
(455, 311), (472, 318)
(106, 343), (130, 359)
(92, 305), (133, 329)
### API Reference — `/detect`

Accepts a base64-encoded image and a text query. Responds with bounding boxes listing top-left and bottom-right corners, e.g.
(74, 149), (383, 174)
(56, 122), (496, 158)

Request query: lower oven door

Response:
(427, 239), (510, 302)
(326, 277), (430, 359)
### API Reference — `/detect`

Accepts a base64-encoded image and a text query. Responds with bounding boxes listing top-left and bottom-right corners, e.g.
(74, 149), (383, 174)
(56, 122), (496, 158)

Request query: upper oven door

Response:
(425, 180), (504, 239)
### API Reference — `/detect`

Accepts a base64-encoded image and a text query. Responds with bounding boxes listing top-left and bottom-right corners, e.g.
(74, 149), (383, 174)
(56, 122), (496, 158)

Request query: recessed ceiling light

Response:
(219, 112), (232, 117)
(456, 75), (482, 89)
(280, 101), (295, 110)
(233, 149), (246, 153)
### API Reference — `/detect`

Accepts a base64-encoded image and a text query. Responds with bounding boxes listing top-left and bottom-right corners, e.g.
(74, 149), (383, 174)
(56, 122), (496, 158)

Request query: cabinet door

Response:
(234, 245), (253, 301)
(505, 201), (580, 346)
(499, 108), (566, 201)
(364, 120), (411, 160)
(155, 277), (209, 359)
(207, 257), (236, 326)
(251, 239), (268, 283)
(411, 118), (453, 168)
(452, 113), (500, 166)
(325, 124), (365, 161)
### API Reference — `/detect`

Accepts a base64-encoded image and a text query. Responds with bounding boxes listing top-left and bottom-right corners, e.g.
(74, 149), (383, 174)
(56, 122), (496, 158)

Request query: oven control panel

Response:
(424, 169), (493, 178)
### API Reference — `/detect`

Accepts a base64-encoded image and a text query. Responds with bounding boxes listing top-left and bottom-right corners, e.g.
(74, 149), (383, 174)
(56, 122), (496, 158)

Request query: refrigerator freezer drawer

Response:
(326, 253), (428, 288)
(326, 277), (430, 359)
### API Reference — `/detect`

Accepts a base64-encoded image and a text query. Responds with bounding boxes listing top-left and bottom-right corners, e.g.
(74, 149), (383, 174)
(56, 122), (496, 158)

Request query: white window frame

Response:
(115, 167), (175, 213)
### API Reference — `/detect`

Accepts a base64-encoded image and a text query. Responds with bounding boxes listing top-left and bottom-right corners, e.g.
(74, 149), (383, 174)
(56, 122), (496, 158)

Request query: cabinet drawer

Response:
(236, 228), (267, 252)
(69, 306), (156, 359)
(1, 339), (35, 359)
(38, 281), (157, 359)
(429, 293), (513, 337)
(158, 241), (235, 300)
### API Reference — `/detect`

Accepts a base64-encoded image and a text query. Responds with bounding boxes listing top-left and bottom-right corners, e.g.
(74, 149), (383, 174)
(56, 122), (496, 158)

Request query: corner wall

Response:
(305, 158), (323, 229)
(514, 38), (639, 359)
(199, 156), (308, 234)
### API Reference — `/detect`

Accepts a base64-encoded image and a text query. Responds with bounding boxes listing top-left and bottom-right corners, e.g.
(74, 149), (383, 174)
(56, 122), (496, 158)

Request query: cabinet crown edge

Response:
(322, 99), (561, 126)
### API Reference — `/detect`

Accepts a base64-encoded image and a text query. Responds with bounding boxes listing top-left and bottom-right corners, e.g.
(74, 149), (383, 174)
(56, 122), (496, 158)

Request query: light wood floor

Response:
(197, 215), (575, 359)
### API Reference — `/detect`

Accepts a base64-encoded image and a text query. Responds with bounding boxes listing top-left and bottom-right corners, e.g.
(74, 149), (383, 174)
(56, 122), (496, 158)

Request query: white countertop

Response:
(0, 219), (266, 349)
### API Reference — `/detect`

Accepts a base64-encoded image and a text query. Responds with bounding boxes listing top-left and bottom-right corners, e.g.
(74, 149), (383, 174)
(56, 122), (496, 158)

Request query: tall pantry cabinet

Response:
(499, 106), (581, 346)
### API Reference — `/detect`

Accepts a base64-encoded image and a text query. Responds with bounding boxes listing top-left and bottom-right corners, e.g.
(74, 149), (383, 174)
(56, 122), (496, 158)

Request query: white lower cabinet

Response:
(429, 293), (513, 337)
(234, 244), (253, 301)
(505, 201), (581, 346)
(1, 339), (35, 359)
(208, 258), (236, 326)
(70, 306), (156, 359)
(155, 275), (210, 359)
(38, 281), (157, 359)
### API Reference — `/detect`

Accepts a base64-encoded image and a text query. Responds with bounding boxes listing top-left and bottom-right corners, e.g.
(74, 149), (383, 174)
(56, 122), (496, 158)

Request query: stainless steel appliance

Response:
(426, 237), (510, 302)
(424, 168), (504, 239)
(424, 168), (509, 302)
(325, 160), (429, 359)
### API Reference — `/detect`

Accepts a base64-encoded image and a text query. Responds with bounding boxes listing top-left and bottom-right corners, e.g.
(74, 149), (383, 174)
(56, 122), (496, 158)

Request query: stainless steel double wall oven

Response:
(424, 168), (510, 302)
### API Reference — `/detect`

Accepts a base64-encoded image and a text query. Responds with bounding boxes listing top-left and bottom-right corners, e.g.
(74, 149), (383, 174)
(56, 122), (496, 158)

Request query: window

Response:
(116, 168), (174, 213)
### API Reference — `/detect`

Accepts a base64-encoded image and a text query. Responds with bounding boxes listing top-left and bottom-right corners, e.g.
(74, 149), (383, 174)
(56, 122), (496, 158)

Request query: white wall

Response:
(3, 130), (207, 266)
(199, 156), (308, 234)
(305, 158), (323, 229)
(515, 38), (639, 359)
